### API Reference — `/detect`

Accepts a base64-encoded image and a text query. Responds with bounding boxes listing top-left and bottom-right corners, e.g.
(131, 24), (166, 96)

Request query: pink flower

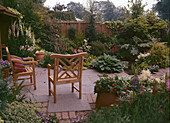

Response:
(112, 84), (115, 86)
(99, 85), (102, 88)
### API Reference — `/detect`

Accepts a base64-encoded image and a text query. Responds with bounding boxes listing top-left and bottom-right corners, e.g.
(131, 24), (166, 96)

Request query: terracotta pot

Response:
(2, 68), (9, 78)
(35, 52), (45, 61)
(96, 92), (122, 109)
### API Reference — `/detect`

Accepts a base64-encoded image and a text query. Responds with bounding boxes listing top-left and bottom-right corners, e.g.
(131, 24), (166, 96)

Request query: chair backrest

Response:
(50, 52), (88, 82)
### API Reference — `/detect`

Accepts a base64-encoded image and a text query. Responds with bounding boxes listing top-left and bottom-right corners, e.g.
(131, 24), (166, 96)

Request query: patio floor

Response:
(19, 66), (169, 122)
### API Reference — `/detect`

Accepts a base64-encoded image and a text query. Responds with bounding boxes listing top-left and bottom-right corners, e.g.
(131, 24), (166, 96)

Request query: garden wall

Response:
(56, 22), (112, 36)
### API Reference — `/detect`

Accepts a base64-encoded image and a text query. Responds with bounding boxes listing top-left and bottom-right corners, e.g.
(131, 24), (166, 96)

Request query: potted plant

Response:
(35, 50), (45, 61)
(94, 74), (131, 109)
(0, 59), (10, 78)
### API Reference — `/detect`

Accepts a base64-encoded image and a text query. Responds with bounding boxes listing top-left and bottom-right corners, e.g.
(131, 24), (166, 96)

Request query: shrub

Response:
(38, 51), (54, 68)
(68, 27), (77, 41)
(75, 31), (85, 47)
(90, 41), (107, 56)
(0, 101), (42, 122)
(94, 74), (131, 96)
(0, 75), (9, 110)
(83, 55), (98, 67)
(90, 54), (123, 73)
(86, 92), (169, 123)
(150, 43), (169, 68)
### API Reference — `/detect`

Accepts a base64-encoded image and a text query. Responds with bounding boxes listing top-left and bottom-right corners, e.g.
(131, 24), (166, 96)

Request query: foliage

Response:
(7, 81), (26, 104)
(0, 0), (48, 38)
(94, 74), (131, 96)
(0, 101), (42, 122)
(68, 27), (77, 41)
(153, 0), (170, 21)
(37, 112), (59, 123)
(75, 31), (85, 48)
(0, 60), (10, 70)
(85, 0), (96, 44)
(148, 65), (159, 73)
(105, 11), (168, 62)
(38, 51), (54, 68)
(83, 55), (98, 67)
(0, 75), (9, 110)
(128, 63), (142, 75)
(86, 92), (169, 123)
(90, 41), (107, 56)
(124, 0), (145, 19)
(38, 19), (60, 52)
(82, 39), (91, 53)
(56, 35), (74, 54)
(150, 43), (169, 68)
(7, 17), (36, 57)
(105, 21), (125, 36)
(90, 54), (123, 73)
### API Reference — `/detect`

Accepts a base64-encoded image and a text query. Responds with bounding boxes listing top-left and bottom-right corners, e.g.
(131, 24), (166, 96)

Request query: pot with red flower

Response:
(94, 74), (131, 109)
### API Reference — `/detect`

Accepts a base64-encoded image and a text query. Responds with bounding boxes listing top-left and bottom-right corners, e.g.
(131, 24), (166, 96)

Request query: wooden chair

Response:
(48, 52), (88, 103)
(6, 47), (38, 90)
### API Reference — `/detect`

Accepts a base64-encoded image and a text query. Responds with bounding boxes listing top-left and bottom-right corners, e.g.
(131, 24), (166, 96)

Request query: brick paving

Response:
(37, 94), (96, 123)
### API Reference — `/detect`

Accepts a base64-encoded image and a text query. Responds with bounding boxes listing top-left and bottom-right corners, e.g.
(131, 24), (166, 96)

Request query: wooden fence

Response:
(56, 22), (112, 36)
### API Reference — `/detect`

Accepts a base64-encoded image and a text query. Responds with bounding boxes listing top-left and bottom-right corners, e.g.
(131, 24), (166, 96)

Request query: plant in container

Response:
(0, 60), (10, 78)
(35, 50), (45, 61)
(94, 74), (131, 109)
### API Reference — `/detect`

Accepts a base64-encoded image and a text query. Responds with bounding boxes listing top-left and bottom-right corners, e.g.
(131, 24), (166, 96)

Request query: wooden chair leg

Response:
(33, 74), (36, 90)
(54, 84), (56, 103)
(13, 75), (17, 86)
(72, 83), (74, 92)
(30, 75), (32, 83)
(49, 79), (51, 96)
(79, 81), (82, 99)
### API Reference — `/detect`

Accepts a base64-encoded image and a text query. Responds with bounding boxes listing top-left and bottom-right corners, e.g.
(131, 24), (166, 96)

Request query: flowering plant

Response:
(35, 50), (45, 54)
(0, 60), (10, 70)
(94, 74), (131, 96)
(148, 65), (159, 73)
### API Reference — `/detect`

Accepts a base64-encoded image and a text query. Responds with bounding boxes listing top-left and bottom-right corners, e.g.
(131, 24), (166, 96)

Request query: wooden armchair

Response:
(6, 47), (38, 90)
(48, 52), (88, 103)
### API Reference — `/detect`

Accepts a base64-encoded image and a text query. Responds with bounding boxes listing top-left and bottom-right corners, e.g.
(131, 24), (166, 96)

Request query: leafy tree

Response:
(53, 3), (67, 11)
(85, 0), (97, 43)
(153, 0), (170, 21)
(38, 19), (60, 52)
(125, 0), (146, 19)
(67, 2), (88, 20)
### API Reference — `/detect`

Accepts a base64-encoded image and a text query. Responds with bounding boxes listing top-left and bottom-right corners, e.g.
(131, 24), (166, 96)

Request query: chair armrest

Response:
(10, 55), (21, 59)
(11, 59), (38, 65)
(47, 64), (51, 68)
(23, 57), (34, 61)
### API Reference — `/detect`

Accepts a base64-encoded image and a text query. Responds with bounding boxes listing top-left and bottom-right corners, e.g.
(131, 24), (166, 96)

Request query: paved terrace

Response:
(19, 67), (169, 123)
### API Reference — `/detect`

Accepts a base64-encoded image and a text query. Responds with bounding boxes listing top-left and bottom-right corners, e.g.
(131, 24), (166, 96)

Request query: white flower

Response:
(139, 69), (151, 81)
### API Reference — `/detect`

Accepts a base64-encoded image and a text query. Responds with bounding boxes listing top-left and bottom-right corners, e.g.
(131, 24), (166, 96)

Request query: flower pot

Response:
(2, 68), (9, 78)
(35, 52), (45, 61)
(96, 92), (122, 109)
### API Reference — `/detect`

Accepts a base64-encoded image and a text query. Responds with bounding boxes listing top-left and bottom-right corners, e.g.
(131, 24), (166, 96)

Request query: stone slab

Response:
(48, 94), (91, 112)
